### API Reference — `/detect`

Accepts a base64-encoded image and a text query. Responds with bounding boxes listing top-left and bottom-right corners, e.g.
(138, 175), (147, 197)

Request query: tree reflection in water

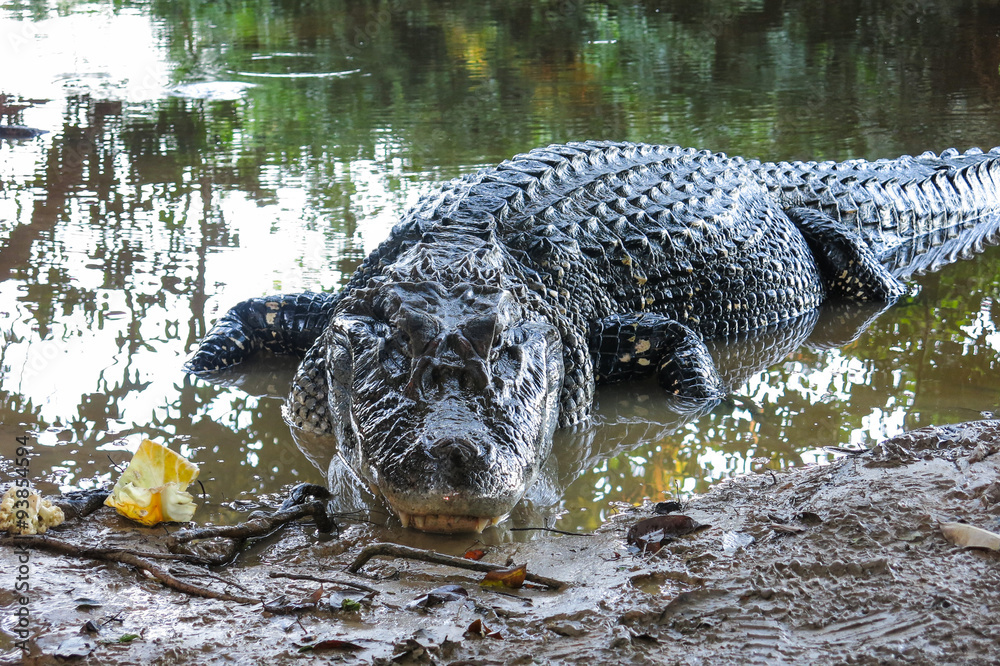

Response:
(2, 0), (1000, 533)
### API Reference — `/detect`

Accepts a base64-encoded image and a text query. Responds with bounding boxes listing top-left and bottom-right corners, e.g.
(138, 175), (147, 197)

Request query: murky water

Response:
(2, 0), (1000, 536)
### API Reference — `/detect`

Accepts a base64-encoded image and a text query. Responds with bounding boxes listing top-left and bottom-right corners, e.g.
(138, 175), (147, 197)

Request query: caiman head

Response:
(321, 278), (564, 532)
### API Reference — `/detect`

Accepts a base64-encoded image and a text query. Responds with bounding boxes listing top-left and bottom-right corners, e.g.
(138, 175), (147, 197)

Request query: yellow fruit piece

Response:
(104, 439), (200, 526)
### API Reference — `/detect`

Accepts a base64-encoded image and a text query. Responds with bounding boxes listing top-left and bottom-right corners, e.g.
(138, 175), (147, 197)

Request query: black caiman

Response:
(186, 141), (1000, 532)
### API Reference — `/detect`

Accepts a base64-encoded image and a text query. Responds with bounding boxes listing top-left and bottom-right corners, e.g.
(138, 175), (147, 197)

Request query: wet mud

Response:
(3, 421), (999, 665)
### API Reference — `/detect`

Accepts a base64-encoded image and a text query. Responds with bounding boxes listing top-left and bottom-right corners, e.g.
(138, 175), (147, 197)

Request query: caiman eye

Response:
(492, 325), (529, 372)
(396, 309), (438, 355)
(382, 329), (410, 375)
(343, 317), (388, 340)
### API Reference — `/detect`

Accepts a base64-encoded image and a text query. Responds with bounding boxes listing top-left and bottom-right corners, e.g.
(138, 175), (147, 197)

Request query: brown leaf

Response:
(480, 563), (527, 589)
(465, 618), (503, 639)
(307, 585), (324, 604)
(627, 515), (701, 554)
(463, 548), (487, 560)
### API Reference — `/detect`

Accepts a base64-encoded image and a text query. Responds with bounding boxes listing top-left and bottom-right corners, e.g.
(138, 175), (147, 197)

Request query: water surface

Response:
(2, 0), (1000, 535)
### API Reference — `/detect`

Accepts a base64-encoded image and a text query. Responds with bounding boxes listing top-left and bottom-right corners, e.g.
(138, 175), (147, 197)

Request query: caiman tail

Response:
(757, 147), (1000, 279)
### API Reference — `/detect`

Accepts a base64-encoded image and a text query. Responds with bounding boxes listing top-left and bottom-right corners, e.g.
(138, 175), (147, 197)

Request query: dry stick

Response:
(347, 542), (568, 590)
(269, 571), (379, 594)
(2, 535), (260, 604)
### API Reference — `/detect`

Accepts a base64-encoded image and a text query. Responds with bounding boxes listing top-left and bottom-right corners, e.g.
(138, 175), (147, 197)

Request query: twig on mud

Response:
(347, 542), (568, 590)
(2, 535), (260, 604)
(508, 526), (596, 537)
(173, 567), (254, 594)
(1, 535), (212, 564)
(268, 571), (379, 594)
(167, 498), (334, 565)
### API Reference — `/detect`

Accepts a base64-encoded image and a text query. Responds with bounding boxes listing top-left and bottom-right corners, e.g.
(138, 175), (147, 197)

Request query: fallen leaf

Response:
(406, 584), (468, 609)
(463, 548), (487, 560)
(465, 618), (503, 639)
(627, 515), (702, 554)
(117, 633), (141, 644)
(340, 598), (362, 612)
(940, 522), (1000, 551)
(73, 597), (104, 609)
(480, 564), (527, 589)
(300, 638), (363, 652)
(308, 585), (324, 605)
(391, 638), (431, 660)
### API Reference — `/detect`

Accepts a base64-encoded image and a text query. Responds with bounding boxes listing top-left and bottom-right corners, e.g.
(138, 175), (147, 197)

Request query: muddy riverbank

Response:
(3, 421), (999, 665)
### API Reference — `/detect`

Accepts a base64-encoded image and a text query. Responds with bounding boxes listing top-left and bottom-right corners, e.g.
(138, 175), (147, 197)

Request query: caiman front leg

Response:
(589, 313), (725, 400)
(185, 292), (338, 374)
(788, 208), (906, 302)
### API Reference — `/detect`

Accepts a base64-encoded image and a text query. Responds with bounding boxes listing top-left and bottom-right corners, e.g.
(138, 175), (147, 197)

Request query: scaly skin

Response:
(186, 141), (1000, 532)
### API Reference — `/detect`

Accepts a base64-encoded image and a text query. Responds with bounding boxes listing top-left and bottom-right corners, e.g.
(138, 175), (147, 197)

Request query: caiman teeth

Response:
(396, 513), (507, 533)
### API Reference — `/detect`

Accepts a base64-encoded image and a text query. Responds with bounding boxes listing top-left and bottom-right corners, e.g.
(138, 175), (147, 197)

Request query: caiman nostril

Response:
(428, 438), (481, 464)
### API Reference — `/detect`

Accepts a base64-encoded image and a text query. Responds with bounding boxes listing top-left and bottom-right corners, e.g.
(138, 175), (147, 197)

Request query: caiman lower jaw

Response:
(397, 511), (506, 533)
